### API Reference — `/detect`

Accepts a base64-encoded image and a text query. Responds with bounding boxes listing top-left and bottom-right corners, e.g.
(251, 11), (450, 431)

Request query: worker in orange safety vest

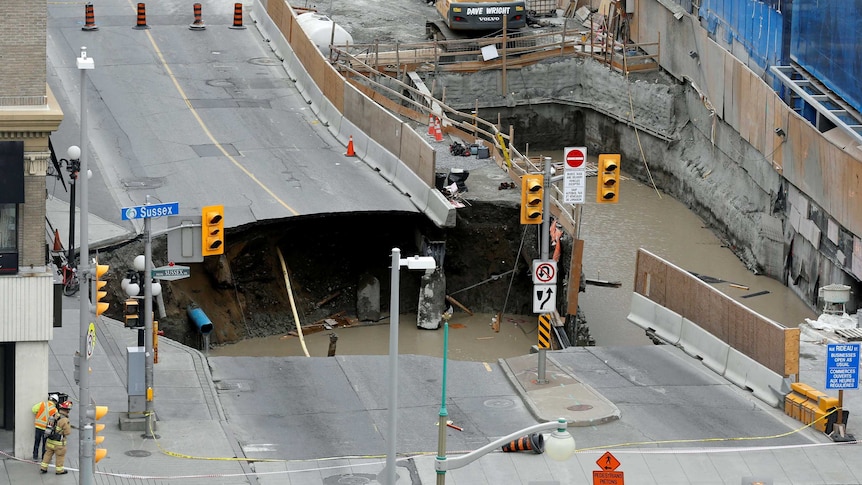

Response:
(31, 394), (58, 460)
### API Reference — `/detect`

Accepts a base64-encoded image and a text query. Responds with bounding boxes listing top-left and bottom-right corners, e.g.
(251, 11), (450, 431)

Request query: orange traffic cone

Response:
(189, 3), (206, 30)
(53, 229), (62, 252)
(428, 114), (435, 135)
(134, 3), (149, 29)
(434, 118), (444, 142)
(501, 433), (544, 454)
(229, 2), (246, 29)
(82, 2), (98, 31)
(345, 136), (356, 157)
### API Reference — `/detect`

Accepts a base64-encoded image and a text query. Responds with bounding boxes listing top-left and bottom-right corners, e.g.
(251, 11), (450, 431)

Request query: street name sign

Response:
(121, 202), (180, 221)
(563, 146), (587, 204)
(826, 343), (860, 390)
(151, 265), (191, 281)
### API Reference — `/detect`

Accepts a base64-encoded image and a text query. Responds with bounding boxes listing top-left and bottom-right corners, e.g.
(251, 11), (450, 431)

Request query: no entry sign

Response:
(565, 146), (586, 168)
(563, 147), (587, 204)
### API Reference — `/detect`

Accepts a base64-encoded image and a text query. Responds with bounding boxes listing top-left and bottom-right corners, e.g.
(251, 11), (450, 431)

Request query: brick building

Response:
(0, 0), (64, 458)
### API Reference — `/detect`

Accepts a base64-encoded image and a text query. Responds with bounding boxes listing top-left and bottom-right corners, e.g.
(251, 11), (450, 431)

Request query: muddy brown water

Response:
(211, 163), (819, 359)
(209, 313), (538, 361)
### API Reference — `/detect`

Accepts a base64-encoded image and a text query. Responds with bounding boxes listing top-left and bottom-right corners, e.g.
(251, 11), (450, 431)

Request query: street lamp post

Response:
(120, 213), (161, 438)
(60, 145), (81, 268)
(435, 316), (451, 485)
(75, 45), (95, 485)
(385, 248), (436, 485)
(435, 418), (576, 483)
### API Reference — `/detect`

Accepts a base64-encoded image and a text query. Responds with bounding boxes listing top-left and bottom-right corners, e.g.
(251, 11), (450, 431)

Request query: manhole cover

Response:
(206, 79), (235, 88)
(484, 398), (515, 408)
(215, 380), (254, 391)
(322, 473), (376, 484)
(125, 450), (152, 458)
(567, 404), (593, 412)
(249, 57), (280, 66)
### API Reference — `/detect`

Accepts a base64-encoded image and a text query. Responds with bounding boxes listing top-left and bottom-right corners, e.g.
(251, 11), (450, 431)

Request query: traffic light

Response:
(94, 261), (110, 315)
(124, 299), (140, 328)
(520, 174), (544, 225)
(201, 205), (225, 256)
(89, 403), (109, 462)
(596, 154), (621, 203)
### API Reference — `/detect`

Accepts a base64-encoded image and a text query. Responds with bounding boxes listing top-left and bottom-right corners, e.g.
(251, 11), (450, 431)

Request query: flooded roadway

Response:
(211, 163), (819, 358)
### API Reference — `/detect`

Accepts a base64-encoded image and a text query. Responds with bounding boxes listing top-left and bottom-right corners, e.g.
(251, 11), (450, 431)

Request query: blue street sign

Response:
(826, 343), (860, 390)
(121, 202), (180, 221)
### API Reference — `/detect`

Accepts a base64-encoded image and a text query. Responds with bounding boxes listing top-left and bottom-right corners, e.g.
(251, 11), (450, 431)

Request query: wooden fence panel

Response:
(634, 249), (798, 377)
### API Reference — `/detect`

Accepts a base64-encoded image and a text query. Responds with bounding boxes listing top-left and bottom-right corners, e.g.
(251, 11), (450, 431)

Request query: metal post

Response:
(436, 320), (449, 485)
(76, 45), (95, 485)
(66, 172), (76, 266)
(144, 211), (156, 438)
(385, 247), (401, 485)
(537, 156), (552, 384)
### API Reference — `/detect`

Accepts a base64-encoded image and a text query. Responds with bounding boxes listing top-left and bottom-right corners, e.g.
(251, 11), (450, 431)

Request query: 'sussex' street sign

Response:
(121, 202), (180, 221)
(151, 265), (190, 281)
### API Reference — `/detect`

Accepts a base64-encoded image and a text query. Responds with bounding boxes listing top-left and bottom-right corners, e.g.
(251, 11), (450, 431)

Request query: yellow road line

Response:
(126, 2), (299, 216)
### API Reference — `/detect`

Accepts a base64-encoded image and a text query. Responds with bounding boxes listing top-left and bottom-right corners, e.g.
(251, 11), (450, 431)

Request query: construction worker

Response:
(31, 394), (58, 460)
(40, 400), (72, 475)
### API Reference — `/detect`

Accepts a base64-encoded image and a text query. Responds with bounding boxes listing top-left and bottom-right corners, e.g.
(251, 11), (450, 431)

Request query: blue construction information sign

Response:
(826, 343), (860, 390)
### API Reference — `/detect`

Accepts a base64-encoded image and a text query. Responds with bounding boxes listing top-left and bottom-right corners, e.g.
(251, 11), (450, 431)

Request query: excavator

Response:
(427, 0), (528, 40)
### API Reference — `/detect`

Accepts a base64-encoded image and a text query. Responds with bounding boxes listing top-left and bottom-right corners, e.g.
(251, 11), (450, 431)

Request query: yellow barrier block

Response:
(784, 393), (807, 420)
(818, 395), (839, 412)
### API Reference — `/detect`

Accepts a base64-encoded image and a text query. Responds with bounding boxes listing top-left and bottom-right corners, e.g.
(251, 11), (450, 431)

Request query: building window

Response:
(0, 204), (18, 274)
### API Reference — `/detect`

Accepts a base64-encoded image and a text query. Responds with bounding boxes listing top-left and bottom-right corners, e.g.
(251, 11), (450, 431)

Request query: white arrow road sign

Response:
(533, 284), (556, 314)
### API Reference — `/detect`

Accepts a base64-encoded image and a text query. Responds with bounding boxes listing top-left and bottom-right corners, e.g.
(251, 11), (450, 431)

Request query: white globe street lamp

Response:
(435, 418), (575, 484)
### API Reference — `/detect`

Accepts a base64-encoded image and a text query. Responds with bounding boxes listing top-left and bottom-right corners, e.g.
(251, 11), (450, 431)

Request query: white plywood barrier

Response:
(394, 160), (431, 213)
(724, 348), (786, 408)
(653, 305), (683, 345)
(679, 318), (730, 374)
(318, 93), (343, 136)
(365, 141), (400, 182)
(626, 292), (655, 331)
(627, 293), (682, 345)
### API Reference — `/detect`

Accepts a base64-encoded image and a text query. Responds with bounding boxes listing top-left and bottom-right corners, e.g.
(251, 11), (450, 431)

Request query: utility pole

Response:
(537, 156), (553, 384)
(75, 46), (95, 485)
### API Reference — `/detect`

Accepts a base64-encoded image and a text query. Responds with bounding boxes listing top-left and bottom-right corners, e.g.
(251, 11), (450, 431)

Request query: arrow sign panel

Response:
(533, 284), (556, 313)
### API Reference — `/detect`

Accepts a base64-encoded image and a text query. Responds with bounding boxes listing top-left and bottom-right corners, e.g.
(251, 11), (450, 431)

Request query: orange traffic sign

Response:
(597, 451), (620, 471)
(593, 470), (624, 485)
